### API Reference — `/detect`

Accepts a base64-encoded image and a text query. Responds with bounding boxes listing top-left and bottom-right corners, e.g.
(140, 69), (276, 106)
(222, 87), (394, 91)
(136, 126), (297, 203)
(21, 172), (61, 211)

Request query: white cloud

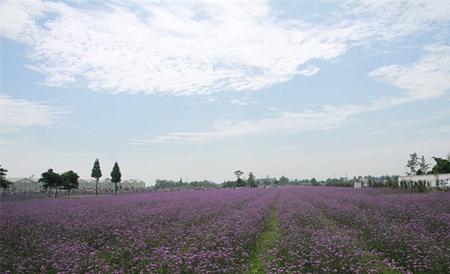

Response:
(229, 96), (255, 106)
(130, 104), (366, 143)
(131, 86), (440, 144)
(370, 44), (450, 99)
(296, 65), (320, 76)
(130, 41), (450, 144)
(0, 0), (349, 95)
(0, 95), (62, 133)
(1, 1), (448, 96)
(0, 0), (46, 41)
(345, 0), (450, 41)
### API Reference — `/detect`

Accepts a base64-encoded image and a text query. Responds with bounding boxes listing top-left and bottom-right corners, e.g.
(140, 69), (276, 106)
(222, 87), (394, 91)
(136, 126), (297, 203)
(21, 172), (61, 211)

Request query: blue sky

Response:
(1, 0), (450, 184)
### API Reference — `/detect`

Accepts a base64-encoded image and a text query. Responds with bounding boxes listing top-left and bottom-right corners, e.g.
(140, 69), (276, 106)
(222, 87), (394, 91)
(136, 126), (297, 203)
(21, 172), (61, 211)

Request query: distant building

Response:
(353, 181), (368, 188)
(77, 179), (98, 192)
(256, 177), (276, 186)
(398, 173), (450, 189)
(6, 178), (41, 193)
(5, 177), (147, 193)
(121, 179), (146, 191)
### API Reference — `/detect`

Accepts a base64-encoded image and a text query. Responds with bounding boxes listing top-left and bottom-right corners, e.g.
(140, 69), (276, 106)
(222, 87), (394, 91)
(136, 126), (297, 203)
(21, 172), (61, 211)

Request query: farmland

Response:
(1, 187), (449, 273)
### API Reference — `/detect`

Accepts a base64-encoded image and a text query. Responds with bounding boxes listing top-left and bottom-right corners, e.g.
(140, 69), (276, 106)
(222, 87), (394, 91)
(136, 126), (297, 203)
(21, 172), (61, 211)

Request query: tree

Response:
(234, 170), (244, 179)
(417, 155), (430, 175)
(222, 180), (237, 188)
(39, 169), (63, 198)
(91, 158), (102, 196)
(234, 170), (246, 187)
(310, 178), (319, 186)
(279, 175), (289, 185)
(406, 153), (419, 175)
(430, 157), (450, 174)
(236, 178), (246, 187)
(110, 162), (122, 195)
(0, 165), (11, 191)
(61, 170), (79, 196)
(248, 172), (257, 188)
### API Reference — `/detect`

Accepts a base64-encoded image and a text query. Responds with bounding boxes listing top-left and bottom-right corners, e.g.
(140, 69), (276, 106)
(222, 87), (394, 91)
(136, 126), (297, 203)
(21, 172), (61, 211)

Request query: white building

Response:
(6, 178), (42, 193)
(398, 173), (450, 189)
(121, 179), (146, 191)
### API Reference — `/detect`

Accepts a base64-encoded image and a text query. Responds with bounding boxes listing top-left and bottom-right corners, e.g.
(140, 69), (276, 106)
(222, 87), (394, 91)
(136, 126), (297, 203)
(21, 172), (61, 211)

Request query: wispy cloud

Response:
(296, 66), (320, 77)
(0, 0), (348, 95)
(130, 104), (367, 144)
(344, 0), (450, 41)
(370, 44), (450, 99)
(2, 0), (448, 96)
(229, 96), (255, 106)
(0, 0), (46, 41)
(0, 95), (63, 133)
(131, 42), (450, 144)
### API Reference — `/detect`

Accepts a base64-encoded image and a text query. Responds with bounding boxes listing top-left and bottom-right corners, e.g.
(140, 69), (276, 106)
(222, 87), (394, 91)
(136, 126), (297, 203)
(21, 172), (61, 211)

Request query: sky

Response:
(1, 0), (450, 184)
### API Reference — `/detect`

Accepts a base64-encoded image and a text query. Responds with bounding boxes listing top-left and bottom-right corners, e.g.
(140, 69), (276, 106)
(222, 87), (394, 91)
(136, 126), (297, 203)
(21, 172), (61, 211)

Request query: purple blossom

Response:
(1, 187), (449, 273)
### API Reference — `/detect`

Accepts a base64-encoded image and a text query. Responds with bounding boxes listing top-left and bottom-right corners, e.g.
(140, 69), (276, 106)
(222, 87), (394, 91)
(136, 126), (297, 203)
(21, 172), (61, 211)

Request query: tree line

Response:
(221, 170), (321, 188)
(406, 153), (450, 176)
(398, 153), (450, 192)
(2, 153), (449, 194)
(153, 179), (220, 190)
(0, 159), (122, 197)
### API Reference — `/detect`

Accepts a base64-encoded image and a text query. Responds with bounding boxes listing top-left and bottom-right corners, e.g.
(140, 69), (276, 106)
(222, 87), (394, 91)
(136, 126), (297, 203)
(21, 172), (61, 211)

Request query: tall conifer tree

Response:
(91, 158), (102, 196)
(111, 162), (121, 195)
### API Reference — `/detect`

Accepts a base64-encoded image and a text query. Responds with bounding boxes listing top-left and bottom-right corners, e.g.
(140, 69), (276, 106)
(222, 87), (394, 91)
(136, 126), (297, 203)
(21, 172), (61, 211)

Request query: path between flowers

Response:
(248, 197), (280, 274)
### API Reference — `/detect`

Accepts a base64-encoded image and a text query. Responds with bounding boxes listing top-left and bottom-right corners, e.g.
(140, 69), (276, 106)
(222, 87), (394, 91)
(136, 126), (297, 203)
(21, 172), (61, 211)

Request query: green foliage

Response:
(222, 180), (237, 188)
(0, 165), (11, 190)
(189, 180), (219, 189)
(110, 162), (121, 183)
(236, 178), (246, 188)
(406, 153), (419, 175)
(110, 162), (122, 195)
(310, 178), (319, 186)
(91, 158), (102, 196)
(234, 170), (244, 179)
(278, 176), (289, 185)
(232, 170), (246, 187)
(61, 170), (79, 196)
(154, 179), (219, 190)
(325, 178), (352, 187)
(430, 157), (450, 174)
(288, 179), (311, 185)
(39, 169), (63, 197)
(418, 155), (430, 175)
(248, 172), (257, 188)
(249, 201), (279, 273)
(91, 158), (102, 180)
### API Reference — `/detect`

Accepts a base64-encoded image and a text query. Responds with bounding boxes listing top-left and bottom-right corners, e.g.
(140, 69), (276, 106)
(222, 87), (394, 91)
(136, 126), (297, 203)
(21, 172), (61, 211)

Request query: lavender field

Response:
(1, 187), (449, 274)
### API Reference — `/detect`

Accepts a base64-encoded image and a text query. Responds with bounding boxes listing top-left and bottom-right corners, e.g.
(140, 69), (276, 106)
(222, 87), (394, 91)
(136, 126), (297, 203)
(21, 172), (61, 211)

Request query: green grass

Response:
(248, 200), (279, 274)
